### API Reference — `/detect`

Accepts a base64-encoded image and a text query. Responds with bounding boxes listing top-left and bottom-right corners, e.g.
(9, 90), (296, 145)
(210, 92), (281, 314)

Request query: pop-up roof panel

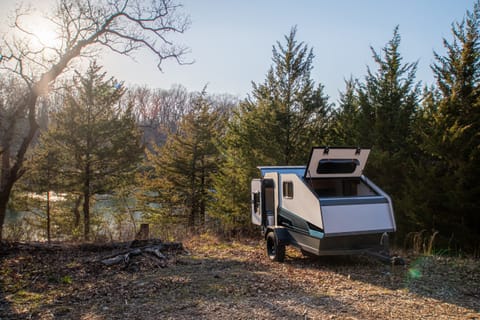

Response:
(304, 147), (370, 178)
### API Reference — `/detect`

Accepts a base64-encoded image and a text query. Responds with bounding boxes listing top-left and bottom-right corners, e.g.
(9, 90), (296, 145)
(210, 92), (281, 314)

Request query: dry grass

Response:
(1, 235), (479, 319)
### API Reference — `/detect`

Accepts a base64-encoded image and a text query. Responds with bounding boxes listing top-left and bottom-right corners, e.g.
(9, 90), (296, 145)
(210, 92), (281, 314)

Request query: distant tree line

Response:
(1, 0), (479, 254)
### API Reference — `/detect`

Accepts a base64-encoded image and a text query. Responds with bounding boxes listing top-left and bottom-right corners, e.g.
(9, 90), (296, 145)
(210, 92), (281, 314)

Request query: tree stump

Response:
(136, 224), (149, 240)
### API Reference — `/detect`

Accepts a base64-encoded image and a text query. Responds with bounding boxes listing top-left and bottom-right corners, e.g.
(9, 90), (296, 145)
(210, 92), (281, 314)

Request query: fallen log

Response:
(143, 245), (166, 260)
(99, 241), (184, 268)
(101, 248), (142, 266)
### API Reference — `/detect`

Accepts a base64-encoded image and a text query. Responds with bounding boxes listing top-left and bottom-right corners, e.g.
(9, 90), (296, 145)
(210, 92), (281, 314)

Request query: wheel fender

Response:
(265, 227), (291, 246)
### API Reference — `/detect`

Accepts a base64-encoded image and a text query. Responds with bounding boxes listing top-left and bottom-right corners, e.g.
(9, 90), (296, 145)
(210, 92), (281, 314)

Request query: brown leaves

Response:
(0, 238), (479, 319)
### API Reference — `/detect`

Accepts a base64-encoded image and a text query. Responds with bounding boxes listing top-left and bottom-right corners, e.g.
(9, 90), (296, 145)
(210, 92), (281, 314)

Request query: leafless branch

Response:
(0, 0), (191, 240)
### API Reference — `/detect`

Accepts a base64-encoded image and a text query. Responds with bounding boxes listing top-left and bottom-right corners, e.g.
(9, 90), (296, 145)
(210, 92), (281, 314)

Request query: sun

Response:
(33, 26), (59, 49)
(15, 12), (61, 51)
(27, 14), (61, 51)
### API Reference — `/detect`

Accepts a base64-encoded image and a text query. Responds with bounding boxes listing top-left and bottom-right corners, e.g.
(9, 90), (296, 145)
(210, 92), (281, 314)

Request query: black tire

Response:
(266, 232), (285, 262)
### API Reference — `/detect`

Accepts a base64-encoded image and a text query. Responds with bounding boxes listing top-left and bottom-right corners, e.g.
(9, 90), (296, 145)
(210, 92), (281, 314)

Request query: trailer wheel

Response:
(266, 232), (285, 262)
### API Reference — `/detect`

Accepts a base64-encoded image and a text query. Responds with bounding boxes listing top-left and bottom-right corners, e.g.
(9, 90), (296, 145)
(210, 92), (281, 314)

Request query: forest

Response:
(0, 0), (479, 256)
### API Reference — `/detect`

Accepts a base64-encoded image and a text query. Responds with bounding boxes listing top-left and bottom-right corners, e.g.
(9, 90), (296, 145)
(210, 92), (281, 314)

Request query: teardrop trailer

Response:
(251, 147), (397, 262)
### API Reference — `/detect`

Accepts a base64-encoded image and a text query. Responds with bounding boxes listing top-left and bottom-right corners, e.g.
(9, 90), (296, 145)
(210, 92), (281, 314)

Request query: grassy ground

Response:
(1, 234), (479, 319)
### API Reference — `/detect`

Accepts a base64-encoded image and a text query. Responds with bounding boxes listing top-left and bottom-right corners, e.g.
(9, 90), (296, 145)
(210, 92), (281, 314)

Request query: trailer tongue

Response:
(251, 147), (396, 262)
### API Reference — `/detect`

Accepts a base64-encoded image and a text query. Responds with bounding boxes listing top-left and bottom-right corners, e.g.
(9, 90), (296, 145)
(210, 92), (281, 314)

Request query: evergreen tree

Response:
(250, 26), (331, 165)
(212, 27), (331, 233)
(44, 62), (143, 240)
(357, 26), (420, 154)
(402, 87), (450, 238)
(354, 26), (420, 241)
(209, 104), (262, 235)
(143, 91), (226, 233)
(418, 2), (480, 250)
(330, 77), (361, 146)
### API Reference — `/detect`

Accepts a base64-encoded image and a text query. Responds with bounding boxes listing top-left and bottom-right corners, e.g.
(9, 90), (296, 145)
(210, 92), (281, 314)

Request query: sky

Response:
(0, 0), (478, 104)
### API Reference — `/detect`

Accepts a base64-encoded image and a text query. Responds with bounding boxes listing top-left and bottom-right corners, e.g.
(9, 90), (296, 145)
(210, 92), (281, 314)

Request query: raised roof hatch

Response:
(304, 147), (370, 178)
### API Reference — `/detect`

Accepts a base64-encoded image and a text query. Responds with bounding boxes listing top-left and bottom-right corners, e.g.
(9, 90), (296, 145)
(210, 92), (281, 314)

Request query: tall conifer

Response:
(331, 78), (361, 146)
(43, 62), (143, 240)
(212, 27), (331, 233)
(354, 27), (420, 239)
(418, 2), (480, 249)
(143, 92), (225, 233)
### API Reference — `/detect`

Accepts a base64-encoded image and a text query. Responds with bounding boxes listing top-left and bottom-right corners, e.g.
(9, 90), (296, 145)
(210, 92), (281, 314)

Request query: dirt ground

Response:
(1, 235), (479, 320)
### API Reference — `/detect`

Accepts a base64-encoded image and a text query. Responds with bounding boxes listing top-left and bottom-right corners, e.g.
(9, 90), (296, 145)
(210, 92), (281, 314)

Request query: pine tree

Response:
(355, 26), (420, 184)
(143, 91), (225, 233)
(330, 77), (361, 146)
(44, 61), (143, 240)
(418, 2), (480, 250)
(209, 106), (261, 235)
(353, 26), (420, 242)
(212, 27), (331, 234)
(357, 26), (420, 154)
(250, 26), (331, 165)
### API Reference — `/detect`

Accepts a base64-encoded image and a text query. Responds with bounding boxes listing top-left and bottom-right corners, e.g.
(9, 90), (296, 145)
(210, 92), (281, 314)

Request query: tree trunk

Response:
(0, 92), (39, 241)
(73, 194), (82, 228)
(46, 191), (51, 244)
(83, 164), (91, 241)
(83, 191), (90, 241)
(0, 149), (14, 241)
(199, 164), (206, 228)
(0, 191), (10, 241)
(188, 205), (195, 230)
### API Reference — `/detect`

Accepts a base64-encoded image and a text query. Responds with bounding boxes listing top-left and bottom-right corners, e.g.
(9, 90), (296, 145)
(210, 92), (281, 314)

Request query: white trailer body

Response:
(251, 147), (396, 260)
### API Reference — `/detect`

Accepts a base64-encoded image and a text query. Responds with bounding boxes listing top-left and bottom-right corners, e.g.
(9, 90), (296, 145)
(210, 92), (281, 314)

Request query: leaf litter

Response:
(0, 235), (479, 319)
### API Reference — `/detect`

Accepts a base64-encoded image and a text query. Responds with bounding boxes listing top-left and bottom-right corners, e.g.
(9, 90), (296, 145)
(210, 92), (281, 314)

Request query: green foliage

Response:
(209, 142), (257, 235)
(409, 2), (480, 251)
(140, 91), (226, 234)
(60, 275), (73, 285)
(344, 27), (420, 244)
(212, 27), (331, 234)
(2, 3), (480, 253)
(250, 26), (332, 165)
(34, 61), (143, 240)
(356, 26), (420, 154)
(330, 78), (361, 146)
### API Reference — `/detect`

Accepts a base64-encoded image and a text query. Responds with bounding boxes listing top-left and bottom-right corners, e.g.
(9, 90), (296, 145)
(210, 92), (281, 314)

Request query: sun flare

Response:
(17, 13), (61, 51)
(30, 22), (60, 50)
(35, 28), (59, 48)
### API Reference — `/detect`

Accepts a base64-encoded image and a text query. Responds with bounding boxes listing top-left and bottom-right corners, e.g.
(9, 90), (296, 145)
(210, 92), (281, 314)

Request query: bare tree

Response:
(0, 0), (190, 240)
(125, 84), (191, 148)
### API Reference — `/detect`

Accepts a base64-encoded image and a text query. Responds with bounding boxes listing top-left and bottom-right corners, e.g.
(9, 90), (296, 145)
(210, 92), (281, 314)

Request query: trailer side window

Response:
(283, 181), (294, 198)
(253, 192), (260, 213)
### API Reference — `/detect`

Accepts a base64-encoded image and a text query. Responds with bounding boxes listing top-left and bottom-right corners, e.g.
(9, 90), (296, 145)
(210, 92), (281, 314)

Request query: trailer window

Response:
(283, 181), (294, 198)
(253, 192), (260, 213)
(317, 159), (360, 174)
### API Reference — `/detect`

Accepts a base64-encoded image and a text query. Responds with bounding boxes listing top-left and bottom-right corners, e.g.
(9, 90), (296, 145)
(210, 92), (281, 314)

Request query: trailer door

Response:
(251, 179), (262, 225)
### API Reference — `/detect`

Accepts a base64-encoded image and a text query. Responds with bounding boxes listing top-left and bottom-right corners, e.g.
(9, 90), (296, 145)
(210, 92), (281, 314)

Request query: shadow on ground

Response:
(0, 240), (479, 319)
(285, 248), (480, 314)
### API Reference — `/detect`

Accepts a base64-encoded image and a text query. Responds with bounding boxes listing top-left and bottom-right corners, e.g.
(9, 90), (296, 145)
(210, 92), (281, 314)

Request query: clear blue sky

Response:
(1, 0), (478, 104)
(102, 0), (477, 103)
